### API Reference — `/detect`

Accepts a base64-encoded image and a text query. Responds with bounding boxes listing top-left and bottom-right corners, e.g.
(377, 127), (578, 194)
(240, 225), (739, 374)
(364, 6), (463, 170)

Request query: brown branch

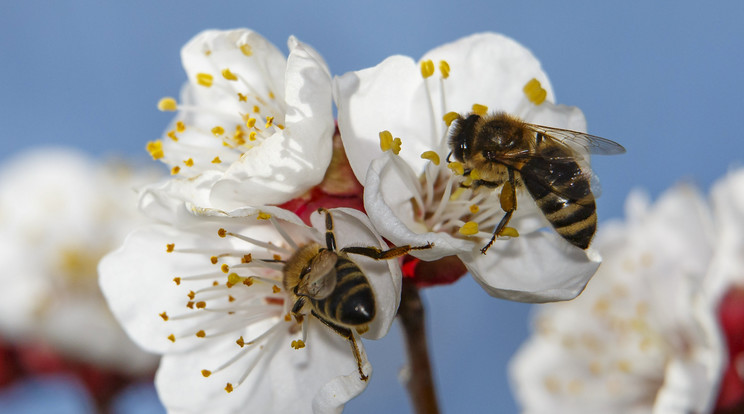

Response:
(398, 279), (440, 414)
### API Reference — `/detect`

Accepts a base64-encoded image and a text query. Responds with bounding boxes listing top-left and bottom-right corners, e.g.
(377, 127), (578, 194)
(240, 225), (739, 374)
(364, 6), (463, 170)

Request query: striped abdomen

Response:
(310, 257), (375, 328)
(520, 149), (597, 249)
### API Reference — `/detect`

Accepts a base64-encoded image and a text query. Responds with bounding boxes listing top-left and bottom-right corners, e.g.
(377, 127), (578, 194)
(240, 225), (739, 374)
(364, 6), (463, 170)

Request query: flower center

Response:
(149, 42), (288, 174)
(159, 212), (317, 393)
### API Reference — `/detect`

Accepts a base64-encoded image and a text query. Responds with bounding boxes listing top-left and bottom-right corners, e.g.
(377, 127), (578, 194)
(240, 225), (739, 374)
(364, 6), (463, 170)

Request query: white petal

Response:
(155, 321), (367, 414)
(465, 231), (601, 303)
(363, 156), (472, 261)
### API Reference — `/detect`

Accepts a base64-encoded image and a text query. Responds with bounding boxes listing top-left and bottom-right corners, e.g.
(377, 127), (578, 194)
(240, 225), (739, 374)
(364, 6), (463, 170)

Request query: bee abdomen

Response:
(522, 156), (596, 249)
(538, 193), (597, 249)
(313, 258), (375, 327)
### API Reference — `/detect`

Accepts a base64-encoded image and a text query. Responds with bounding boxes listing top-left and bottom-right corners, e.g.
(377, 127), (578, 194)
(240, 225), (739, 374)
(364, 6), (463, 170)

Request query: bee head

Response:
(447, 113), (480, 162)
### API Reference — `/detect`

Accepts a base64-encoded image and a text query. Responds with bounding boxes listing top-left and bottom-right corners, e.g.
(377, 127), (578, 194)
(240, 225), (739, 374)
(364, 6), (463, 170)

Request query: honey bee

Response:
(447, 112), (625, 253)
(283, 208), (432, 381)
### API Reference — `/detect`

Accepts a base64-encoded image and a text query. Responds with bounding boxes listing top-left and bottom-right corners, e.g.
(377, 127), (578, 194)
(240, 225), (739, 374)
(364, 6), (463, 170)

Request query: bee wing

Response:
(524, 124), (626, 156)
(298, 251), (338, 300)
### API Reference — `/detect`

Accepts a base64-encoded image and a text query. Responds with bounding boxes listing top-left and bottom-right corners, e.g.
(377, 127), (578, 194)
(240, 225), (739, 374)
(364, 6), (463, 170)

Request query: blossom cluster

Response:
(98, 29), (610, 413)
(510, 169), (744, 413)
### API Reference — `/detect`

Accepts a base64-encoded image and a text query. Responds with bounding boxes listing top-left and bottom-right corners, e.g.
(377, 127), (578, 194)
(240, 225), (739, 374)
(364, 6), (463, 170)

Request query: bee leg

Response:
(341, 243), (433, 260)
(481, 170), (517, 254)
(317, 208), (337, 251)
(312, 310), (369, 381)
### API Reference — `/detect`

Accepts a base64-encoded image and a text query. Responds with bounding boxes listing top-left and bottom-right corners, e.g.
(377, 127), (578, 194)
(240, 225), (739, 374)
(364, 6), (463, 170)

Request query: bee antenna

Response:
(446, 151), (453, 163)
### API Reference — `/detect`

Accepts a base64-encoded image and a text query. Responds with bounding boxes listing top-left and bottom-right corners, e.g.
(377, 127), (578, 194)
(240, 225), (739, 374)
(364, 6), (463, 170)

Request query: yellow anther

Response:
(186, 301), (194, 309)
(183, 158), (194, 167)
(211, 126), (225, 136)
(523, 78), (547, 105)
(170, 166), (180, 175)
(241, 254), (252, 263)
(218, 228), (227, 237)
(176, 121), (186, 133)
(240, 44), (252, 56)
(265, 116), (274, 128)
(187, 291), (195, 300)
(159, 312), (169, 321)
(225, 383), (234, 393)
(221, 68), (238, 81)
(204, 50), (211, 56)
(238, 93), (248, 102)
(196, 330), (206, 338)
(439, 60), (450, 78)
(167, 130), (178, 142)
(236, 337), (245, 347)
(211, 156), (222, 164)
(167, 334), (176, 342)
(201, 370), (211, 377)
(469, 204), (480, 214)
(243, 277), (254, 286)
(276, 124), (285, 130)
(379, 130), (402, 154)
(166, 243), (175, 252)
(291, 340), (306, 349)
(257, 212), (271, 220)
(252, 105), (260, 113)
(459, 221), (479, 236)
(447, 161), (465, 176)
(227, 272), (243, 287)
(195, 301), (206, 309)
(472, 103), (488, 116)
(210, 256), (219, 264)
(245, 117), (256, 128)
(449, 187), (466, 201)
(228, 295), (235, 302)
(196, 73), (214, 88)
(173, 277), (181, 285)
(221, 264), (230, 273)
(420, 59), (435, 78)
(157, 97), (178, 111)
(420, 151), (440, 166)
(248, 131), (257, 141)
(268, 91), (275, 99)
(443, 111), (460, 127)
(272, 285), (281, 293)
(500, 227), (519, 238)
(469, 169), (481, 180)
(146, 140), (164, 160)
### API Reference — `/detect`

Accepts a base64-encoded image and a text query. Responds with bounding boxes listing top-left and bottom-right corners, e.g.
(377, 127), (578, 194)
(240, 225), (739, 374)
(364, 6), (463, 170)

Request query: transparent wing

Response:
(524, 124), (626, 156)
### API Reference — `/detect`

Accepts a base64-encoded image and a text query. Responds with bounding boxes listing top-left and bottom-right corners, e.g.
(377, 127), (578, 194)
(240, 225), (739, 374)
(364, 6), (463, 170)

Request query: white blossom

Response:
(335, 32), (599, 302)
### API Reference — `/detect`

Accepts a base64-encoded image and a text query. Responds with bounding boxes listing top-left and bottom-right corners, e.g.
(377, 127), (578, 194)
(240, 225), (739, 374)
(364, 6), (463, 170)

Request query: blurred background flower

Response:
(1, 1), (743, 412)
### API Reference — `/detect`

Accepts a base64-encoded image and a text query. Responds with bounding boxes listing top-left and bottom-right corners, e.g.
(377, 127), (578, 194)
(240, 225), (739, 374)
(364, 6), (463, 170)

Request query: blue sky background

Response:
(1, 1), (743, 412)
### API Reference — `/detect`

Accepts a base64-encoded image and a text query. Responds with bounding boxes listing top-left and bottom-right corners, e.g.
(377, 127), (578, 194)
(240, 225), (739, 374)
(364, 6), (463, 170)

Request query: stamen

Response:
(212, 157), (222, 164)
(146, 140), (164, 160)
(176, 121), (186, 133)
(196, 73), (214, 88)
(291, 339), (306, 349)
(167, 131), (178, 141)
(447, 161), (465, 176)
(184, 158), (194, 167)
(166, 243), (175, 253)
(171, 166), (180, 175)
(173, 277), (181, 285)
(459, 221), (479, 236)
(472, 104), (488, 116)
(157, 97), (178, 111)
(420, 151), (440, 166)
(443, 112), (460, 127)
(379, 131), (402, 155)
(221, 69), (238, 81)
(439, 60), (450, 79)
(240, 44), (252, 56)
(420, 60), (435, 78)
(211, 126), (225, 136)
(523, 78), (547, 105)
(159, 312), (169, 321)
